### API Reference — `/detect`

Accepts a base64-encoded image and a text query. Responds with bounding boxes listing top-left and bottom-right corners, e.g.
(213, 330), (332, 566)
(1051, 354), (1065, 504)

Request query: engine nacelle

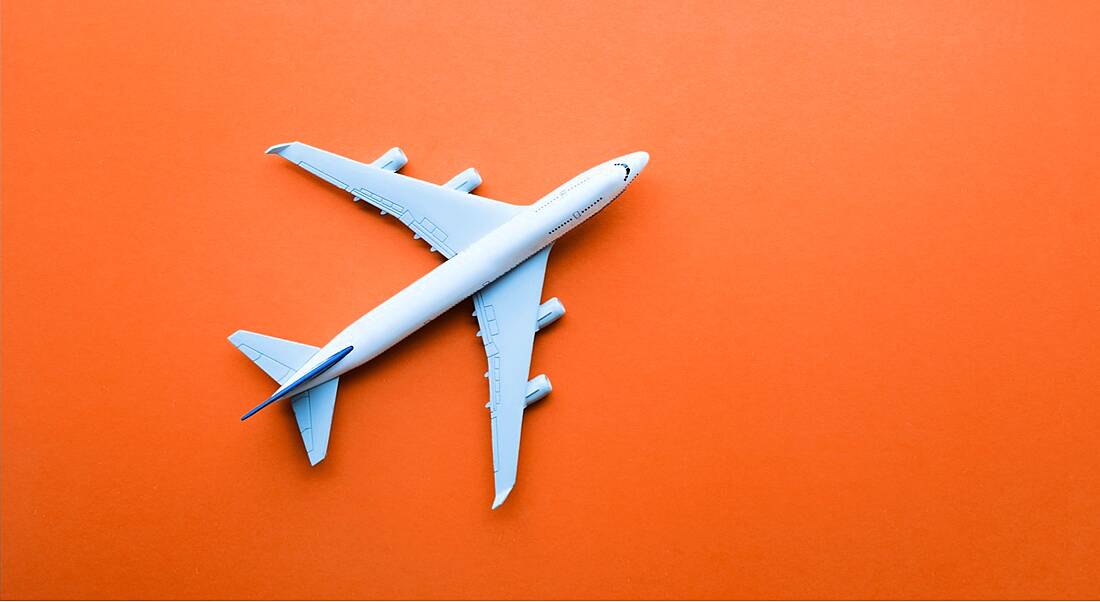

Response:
(536, 297), (565, 331)
(443, 167), (482, 193)
(371, 147), (407, 172)
(524, 374), (552, 407)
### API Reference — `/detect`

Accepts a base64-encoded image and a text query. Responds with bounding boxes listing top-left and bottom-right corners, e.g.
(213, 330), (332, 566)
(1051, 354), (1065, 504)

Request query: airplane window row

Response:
(549, 219), (571, 234)
(581, 197), (603, 215)
(535, 175), (594, 213)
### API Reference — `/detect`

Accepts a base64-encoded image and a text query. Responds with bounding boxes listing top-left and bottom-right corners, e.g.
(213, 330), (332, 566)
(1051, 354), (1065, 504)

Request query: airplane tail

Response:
(228, 330), (339, 465)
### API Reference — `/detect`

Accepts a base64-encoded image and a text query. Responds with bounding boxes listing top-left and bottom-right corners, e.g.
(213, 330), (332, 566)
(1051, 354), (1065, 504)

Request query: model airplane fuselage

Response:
(232, 142), (648, 508)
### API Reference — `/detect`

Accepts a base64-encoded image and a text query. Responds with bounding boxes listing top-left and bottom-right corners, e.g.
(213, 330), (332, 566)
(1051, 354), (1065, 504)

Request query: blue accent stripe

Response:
(240, 345), (353, 421)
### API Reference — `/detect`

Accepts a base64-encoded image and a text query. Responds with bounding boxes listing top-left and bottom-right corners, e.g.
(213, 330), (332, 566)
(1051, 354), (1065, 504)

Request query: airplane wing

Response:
(472, 245), (555, 509)
(266, 142), (522, 258)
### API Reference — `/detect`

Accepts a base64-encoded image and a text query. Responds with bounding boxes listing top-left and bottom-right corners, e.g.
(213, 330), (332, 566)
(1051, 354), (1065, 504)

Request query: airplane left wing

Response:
(266, 141), (522, 258)
(472, 245), (558, 509)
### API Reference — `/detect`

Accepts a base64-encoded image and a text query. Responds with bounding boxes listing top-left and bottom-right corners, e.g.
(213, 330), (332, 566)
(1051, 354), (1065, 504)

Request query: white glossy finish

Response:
(236, 145), (648, 507)
(273, 151), (648, 401)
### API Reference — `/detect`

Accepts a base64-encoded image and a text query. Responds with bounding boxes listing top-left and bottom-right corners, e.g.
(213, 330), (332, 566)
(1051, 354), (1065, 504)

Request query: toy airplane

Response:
(231, 141), (649, 508)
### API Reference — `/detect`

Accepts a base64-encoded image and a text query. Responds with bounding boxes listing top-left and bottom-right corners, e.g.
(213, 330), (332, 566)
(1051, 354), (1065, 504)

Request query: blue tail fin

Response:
(229, 330), (340, 465)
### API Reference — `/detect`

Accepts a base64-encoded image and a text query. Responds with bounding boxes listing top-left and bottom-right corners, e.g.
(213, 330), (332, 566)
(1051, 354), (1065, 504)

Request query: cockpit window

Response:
(612, 163), (631, 181)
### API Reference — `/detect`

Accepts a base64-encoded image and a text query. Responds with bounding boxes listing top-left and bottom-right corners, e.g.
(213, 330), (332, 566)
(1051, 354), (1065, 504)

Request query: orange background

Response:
(3, 1), (1099, 599)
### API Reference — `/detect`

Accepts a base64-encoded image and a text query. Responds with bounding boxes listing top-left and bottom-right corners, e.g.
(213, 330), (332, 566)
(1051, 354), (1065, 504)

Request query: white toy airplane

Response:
(231, 142), (649, 508)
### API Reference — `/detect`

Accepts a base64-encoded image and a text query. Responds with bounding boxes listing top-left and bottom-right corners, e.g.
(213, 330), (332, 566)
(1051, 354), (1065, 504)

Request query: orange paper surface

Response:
(2, 1), (1099, 598)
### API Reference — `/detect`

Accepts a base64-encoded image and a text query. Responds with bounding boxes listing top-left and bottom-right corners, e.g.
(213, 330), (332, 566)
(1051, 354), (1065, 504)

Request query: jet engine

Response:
(524, 374), (552, 407)
(443, 168), (482, 193)
(371, 147), (408, 172)
(536, 297), (565, 331)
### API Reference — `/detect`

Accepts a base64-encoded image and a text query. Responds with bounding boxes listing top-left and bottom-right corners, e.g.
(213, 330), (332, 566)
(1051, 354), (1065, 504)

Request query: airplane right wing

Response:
(266, 142), (522, 258)
(472, 245), (560, 509)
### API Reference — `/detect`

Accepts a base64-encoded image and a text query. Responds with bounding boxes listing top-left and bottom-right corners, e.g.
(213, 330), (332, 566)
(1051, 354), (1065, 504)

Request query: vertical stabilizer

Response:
(229, 330), (339, 465)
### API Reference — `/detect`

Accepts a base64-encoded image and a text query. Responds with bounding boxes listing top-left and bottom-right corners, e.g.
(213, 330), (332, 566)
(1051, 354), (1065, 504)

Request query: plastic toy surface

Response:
(231, 142), (649, 508)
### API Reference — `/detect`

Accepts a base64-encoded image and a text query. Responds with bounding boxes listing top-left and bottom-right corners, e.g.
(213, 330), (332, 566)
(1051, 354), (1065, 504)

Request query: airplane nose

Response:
(628, 151), (649, 173)
(610, 151), (650, 181)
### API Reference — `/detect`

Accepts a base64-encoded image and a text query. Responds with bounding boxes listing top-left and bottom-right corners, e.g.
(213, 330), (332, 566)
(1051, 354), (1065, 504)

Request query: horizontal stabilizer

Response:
(230, 330), (341, 465)
(291, 378), (339, 465)
(240, 345), (353, 421)
(229, 330), (318, 384)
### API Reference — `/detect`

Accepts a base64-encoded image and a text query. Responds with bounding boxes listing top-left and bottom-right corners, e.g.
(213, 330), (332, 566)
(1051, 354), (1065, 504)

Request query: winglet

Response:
(491, 486), (514, 510)
(266, 142), (294, 155)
